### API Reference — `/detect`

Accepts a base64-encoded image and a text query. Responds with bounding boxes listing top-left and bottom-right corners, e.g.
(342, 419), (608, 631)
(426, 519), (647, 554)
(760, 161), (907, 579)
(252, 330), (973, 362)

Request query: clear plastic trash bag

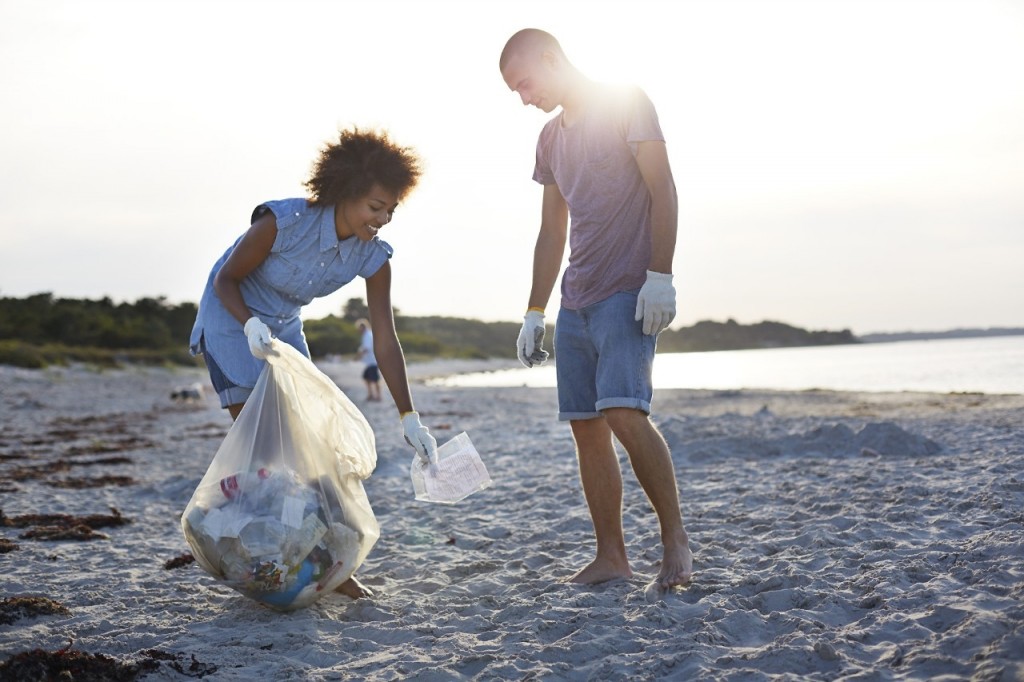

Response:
(181, 340), (379, 611)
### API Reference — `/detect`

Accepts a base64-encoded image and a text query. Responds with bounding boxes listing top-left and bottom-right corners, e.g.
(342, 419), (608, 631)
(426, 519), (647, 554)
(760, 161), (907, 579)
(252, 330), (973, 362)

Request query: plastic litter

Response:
(181, 340), (379, 611)
(410, 431), (492, 504)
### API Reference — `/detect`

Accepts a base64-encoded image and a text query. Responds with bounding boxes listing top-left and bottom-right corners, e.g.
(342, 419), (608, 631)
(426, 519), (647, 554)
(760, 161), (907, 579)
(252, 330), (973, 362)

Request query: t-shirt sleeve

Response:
(532, 119), (558, 185)
(624, 87), (665, 147)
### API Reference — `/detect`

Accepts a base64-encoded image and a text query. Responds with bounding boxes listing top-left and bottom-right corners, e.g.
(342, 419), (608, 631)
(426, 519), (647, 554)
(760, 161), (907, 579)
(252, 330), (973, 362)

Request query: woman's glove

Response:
(634, 270), (676, 335)
(517, 309), (549, 368)
(401, 411), (437, 466)
(243, 316), (273, 359)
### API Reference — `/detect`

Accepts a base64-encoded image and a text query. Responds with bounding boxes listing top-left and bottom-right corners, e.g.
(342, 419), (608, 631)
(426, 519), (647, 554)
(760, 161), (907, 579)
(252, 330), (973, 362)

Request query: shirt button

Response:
(294, 212), (300, 217)
(308, 280), (313, 285)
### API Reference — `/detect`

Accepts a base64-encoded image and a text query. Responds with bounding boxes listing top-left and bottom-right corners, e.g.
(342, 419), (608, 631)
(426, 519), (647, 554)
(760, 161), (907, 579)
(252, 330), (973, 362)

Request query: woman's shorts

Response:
(554, 290), (657, 421)
(362, 365), (380, 382)
(200, 338), (254, 409)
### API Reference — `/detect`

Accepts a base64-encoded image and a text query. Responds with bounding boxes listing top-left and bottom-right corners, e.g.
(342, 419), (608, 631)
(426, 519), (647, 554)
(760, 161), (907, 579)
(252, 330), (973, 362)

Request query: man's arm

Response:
(635, 140), (678, 274)
(527, 183), (570, 310)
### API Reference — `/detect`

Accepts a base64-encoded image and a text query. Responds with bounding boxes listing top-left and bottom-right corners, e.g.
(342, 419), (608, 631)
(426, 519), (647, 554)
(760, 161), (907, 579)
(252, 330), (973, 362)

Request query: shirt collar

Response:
(318, 205), (340, 252)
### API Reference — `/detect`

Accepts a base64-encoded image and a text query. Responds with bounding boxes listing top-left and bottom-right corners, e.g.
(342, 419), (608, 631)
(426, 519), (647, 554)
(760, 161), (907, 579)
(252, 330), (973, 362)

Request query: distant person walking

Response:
(189, 127), (437, 598)
(498, 29), (693, 590)
(355, 318), (382, 401)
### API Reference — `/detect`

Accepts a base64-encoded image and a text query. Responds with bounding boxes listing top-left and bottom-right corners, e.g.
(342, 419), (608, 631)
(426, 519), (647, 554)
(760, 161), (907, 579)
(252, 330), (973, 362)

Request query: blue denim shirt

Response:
(189, 198), (393, 387)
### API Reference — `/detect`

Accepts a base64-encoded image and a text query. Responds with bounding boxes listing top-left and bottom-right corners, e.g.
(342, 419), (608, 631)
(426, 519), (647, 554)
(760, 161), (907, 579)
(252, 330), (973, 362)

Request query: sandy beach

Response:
(2, 357), (1023, 680)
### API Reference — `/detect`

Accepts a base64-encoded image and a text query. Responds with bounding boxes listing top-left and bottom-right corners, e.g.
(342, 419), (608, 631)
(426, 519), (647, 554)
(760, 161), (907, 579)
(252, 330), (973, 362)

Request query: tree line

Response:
(0, 293), (857, 369)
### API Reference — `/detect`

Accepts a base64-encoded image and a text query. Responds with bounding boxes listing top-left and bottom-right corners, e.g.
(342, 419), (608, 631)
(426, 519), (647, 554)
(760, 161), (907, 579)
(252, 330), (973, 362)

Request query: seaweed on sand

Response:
(0, 643), (218, 681)
(0, 507), (130, 541)
(0, 596), (71, 625)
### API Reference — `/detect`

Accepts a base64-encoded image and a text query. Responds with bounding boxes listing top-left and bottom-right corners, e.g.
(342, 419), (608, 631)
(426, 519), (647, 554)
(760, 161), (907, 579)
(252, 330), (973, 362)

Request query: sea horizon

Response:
(432, 334), (1024, 396)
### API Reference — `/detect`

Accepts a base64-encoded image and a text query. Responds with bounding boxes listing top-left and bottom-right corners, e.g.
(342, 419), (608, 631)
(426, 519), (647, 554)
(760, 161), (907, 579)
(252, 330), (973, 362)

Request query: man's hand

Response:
(402, 411), (438, 466)
(634, 270), (676, 335)
(243, 316), (273, 359)
(516, 309), (549, 368)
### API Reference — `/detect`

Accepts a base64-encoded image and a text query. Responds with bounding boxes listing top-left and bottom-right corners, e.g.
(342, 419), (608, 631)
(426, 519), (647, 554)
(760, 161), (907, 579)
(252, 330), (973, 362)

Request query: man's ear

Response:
(540, 49), (561, 71)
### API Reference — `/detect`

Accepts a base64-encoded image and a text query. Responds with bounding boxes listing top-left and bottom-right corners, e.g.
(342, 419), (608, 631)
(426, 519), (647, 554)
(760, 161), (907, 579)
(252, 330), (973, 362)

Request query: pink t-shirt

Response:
(533, 83), (665, 310)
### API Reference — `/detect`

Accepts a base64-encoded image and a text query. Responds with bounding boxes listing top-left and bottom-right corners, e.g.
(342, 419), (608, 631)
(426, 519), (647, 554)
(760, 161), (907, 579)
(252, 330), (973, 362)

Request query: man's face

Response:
(502, 51), (561, 113)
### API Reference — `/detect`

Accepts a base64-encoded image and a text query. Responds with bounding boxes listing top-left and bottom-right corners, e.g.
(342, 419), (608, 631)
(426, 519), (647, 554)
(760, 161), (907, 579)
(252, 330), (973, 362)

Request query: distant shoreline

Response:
(859, 327), (1024, 343)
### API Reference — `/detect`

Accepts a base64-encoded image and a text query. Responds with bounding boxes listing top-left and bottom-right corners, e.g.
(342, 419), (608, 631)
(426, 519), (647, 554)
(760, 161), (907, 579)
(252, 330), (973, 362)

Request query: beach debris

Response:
(0, 596), (71, 625)
(1, 507), (129, 542)
(1, 507), (128, 529)
(20, 524), (108, 541)
(1, 455), (135, 486)
(46, 474), (136, 489)
(183, 466), (367, 610)
(164, 552), (196, 570)
(148, 650), (218, 678)
(171, 382), (206, 404)
(410, 431), (492, 504)
(0, 642), (217, 681)
(182, 339), (380, 611)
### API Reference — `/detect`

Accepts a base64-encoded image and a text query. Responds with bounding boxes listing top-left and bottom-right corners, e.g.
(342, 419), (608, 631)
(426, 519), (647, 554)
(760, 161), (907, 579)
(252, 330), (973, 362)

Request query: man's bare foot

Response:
(335, 575), (373, 599)
(567, 557), (633, 585)
(656, 540), (693, 590)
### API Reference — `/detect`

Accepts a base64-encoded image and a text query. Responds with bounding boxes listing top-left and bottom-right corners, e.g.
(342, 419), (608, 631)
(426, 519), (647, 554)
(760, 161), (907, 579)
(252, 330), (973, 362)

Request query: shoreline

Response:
(2, 362), (1023, 679)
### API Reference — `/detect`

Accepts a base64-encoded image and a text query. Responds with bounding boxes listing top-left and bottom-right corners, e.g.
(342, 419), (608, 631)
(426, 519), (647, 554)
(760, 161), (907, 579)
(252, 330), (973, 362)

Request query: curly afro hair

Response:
(304, 127), (422, 206)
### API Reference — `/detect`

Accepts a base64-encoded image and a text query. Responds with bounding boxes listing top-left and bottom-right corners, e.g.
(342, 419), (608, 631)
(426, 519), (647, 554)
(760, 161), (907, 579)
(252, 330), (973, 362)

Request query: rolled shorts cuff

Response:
(217, 386), (253, 409)
(596, 397), (651, 414)
(558, 410), (602, 422)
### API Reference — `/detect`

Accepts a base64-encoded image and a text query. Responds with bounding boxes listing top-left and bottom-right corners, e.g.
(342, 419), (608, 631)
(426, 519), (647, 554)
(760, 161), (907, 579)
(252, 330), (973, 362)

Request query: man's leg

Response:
(568, 416), (633, 584)
(604, 407), (693, 589)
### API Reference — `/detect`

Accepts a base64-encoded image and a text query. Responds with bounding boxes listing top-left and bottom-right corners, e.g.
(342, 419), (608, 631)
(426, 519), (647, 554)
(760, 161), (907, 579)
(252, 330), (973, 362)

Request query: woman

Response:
(189, 127), (436, 598)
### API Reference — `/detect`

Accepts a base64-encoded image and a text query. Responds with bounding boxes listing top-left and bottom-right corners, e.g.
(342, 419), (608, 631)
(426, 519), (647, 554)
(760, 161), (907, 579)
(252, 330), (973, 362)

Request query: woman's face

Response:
(335, 184), (400, 241)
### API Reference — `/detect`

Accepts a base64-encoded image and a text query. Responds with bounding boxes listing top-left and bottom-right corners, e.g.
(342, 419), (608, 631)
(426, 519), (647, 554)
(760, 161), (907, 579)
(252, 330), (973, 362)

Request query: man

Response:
(499, 28), (692, 590)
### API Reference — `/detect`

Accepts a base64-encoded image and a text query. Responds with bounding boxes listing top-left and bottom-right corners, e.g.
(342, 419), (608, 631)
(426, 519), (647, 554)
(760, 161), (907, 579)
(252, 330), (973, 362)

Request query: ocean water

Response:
(432, 335), (1024, 395)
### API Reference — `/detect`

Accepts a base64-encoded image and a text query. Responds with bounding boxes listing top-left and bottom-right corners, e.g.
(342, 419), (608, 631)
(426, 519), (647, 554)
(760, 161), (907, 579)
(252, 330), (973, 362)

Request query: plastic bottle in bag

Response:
(219, 468), (270, 500)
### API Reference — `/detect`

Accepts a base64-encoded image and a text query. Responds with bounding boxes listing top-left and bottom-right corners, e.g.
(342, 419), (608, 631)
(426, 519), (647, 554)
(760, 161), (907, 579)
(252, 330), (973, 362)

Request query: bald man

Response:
(499, 28), (693, 591)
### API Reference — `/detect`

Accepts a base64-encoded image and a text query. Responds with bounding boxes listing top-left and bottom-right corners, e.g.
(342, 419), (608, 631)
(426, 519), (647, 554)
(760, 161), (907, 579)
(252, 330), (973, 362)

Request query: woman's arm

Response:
(212, 213), (278, 326)
(364, 260), (415, 415)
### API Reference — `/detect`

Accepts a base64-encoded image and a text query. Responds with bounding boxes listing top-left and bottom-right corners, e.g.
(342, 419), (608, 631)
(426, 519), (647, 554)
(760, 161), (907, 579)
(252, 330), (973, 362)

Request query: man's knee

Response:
(602, 407), (651, 431)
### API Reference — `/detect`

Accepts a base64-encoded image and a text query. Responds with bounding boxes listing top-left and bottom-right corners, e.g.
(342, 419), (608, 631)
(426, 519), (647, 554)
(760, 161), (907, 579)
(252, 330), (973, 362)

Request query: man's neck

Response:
(559, 76), (593, 128)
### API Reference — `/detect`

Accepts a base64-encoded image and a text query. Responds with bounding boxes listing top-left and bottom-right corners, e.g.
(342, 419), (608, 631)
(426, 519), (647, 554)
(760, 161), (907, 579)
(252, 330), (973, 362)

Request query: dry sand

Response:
(1, 358), (1023, 680)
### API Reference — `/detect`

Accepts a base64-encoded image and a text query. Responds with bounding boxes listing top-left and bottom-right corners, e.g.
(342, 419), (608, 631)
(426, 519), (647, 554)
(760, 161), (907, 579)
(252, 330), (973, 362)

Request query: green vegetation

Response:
(659, 318), (857, 352)
(0, 293), (201, 369)
(0, 293), (858, 369)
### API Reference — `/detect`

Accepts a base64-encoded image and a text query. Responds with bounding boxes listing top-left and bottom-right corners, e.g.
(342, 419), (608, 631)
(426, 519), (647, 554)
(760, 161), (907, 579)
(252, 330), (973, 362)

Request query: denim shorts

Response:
(554, 290), (657, 421)
(200, 337), (254, 409)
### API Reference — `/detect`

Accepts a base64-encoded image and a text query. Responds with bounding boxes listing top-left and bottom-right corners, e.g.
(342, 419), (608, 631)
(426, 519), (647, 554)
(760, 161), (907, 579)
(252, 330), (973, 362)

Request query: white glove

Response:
(517, 309), (549, 368)
(243, 316), (273, 359)
(402, 411), (437, 466)
(634, 270), (676, 336)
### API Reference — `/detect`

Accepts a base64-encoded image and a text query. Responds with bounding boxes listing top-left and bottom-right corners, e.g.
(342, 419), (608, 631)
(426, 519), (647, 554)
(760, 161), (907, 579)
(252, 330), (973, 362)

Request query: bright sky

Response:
(1, 0), (1022, 335)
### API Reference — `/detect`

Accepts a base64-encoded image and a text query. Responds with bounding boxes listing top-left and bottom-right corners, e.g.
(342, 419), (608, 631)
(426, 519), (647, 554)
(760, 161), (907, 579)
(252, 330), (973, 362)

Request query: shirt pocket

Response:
(259, 255), (307, 294)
